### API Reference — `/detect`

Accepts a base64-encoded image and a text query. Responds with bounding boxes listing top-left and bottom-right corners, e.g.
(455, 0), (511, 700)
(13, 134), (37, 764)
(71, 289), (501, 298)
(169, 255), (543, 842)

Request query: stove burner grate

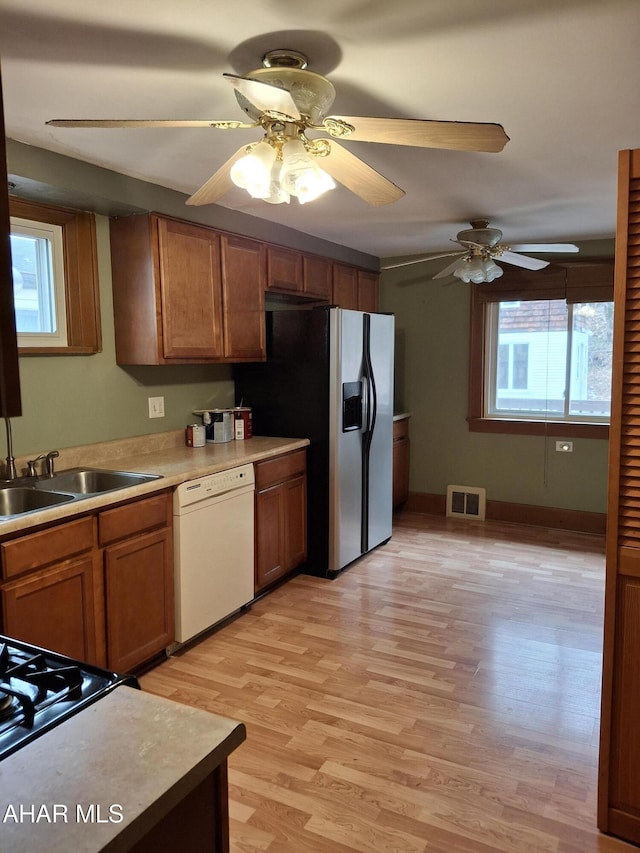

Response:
(0, 642), (84, 729)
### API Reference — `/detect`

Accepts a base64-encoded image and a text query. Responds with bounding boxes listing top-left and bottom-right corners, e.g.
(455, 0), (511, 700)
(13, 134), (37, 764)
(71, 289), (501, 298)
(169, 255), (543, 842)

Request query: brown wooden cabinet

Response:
(110, 214), (265, 364)
(303, 254), (332, 301)
(220, 234), (266, 360)
(0, 491), (174, 672)
(267, 246), (333, 303)
(0, 516), (99, 661)
(357, 270), (379, 312)
(99, 492), (174, 672)
(254, 450), (307, 593)
(332, 263), (359, 309)
(267, 245), (303, 294)
(599, 148), (640, 846)
(333, 263), (380, 311)
(393, 417), (410, 509)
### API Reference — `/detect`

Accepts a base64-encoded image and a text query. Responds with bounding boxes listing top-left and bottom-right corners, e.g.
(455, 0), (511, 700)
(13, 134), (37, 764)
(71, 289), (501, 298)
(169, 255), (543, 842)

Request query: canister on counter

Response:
(185, 423), (206, 447)
(233, 407), (253, 440)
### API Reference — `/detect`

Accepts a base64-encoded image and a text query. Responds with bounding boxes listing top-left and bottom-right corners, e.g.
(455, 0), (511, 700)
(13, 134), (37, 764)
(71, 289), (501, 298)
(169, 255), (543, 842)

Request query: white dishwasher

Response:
(173, 463), (255, 645)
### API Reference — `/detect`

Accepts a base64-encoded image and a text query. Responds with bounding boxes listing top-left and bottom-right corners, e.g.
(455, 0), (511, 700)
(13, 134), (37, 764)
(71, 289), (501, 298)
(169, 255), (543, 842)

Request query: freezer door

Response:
(329, 309), (365, 572)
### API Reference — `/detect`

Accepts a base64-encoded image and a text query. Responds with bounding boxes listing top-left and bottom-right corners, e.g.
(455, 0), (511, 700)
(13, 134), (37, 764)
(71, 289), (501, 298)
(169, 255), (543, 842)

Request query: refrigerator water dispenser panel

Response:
(343, 381), (363, 431)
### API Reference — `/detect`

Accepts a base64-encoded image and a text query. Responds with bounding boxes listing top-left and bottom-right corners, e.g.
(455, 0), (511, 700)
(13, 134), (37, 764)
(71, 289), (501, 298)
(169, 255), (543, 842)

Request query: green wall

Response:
(5, 141), (376, 458)
(380, 248), (613, 514)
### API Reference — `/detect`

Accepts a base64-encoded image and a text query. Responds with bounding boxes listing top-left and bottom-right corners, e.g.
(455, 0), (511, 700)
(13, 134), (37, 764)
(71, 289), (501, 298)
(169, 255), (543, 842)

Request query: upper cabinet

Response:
(266, 246), (332, 302)
(266, 246), (303, 295)
(110, 214), (265, 365)
(110, 212), (381, 366)
(332, 263), (379, 312)
(357, 270), (379, 313)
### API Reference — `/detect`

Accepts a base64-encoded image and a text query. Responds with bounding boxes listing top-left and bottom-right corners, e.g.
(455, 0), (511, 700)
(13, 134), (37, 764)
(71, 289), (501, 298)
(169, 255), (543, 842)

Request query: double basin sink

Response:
(0, 468), (162, 520)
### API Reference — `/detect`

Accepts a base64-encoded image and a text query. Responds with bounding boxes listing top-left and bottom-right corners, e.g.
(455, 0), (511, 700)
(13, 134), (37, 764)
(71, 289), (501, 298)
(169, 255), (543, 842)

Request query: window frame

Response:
(9, 197), (102, 355)
(11, 217), (69, 346)
(468, 260), (613, 439)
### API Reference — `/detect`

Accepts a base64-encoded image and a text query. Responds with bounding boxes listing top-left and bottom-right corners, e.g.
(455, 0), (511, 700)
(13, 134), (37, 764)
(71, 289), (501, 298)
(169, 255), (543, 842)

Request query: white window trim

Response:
(11, 216), (68, 348)
(484, 300), (611, 425)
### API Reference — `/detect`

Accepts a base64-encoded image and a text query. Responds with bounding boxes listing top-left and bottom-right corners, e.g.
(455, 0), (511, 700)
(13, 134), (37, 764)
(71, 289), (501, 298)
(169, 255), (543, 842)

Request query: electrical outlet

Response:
(148, 396), (165, 418)
(555, 440), (573, 453)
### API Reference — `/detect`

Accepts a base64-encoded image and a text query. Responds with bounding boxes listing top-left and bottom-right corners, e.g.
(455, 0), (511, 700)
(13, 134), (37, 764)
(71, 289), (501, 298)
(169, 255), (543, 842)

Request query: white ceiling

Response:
(0, 0), (638, 262)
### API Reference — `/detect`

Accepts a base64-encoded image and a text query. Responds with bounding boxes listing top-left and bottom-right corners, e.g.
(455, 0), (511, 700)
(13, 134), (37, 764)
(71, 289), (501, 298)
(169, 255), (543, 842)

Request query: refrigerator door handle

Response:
(361, 314), (377, 554)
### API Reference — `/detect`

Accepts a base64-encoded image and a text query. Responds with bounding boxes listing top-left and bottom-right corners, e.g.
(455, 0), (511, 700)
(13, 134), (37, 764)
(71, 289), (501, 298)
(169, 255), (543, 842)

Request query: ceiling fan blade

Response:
(322, 142), (405, 206)
(381, 251), (463, 270)
(223, 73), (301, 120)
(185, 146), (249, 206)
(46, 118), (258, 128)
(499, 250), (549, 270)
(433, 256), (469, 280)
(509, 243), (579, 253)
(323, 116), (509, 153)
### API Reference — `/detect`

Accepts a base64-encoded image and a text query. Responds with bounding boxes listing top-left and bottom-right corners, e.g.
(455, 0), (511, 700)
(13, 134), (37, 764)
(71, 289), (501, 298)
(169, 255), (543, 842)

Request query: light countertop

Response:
(0, 686), (246, 852)
(0, 433), (309, 537)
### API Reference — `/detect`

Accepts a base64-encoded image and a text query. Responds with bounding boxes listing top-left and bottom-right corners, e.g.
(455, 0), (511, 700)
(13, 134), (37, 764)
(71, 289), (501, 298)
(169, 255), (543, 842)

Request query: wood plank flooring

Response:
(140, 511), (636, 852)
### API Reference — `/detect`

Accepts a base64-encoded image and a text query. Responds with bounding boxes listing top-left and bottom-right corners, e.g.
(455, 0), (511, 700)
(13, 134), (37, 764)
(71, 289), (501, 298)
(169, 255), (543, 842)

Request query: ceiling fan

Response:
(382, 220), (579, 282)
(46, 49), (510, 207)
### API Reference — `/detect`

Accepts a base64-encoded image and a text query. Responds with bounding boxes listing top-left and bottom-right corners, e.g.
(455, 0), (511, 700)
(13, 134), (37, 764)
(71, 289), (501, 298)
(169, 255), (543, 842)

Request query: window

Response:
(469, 261), (614, 438)
(11, 217), (68, 346)
(8, 197), (102, 354)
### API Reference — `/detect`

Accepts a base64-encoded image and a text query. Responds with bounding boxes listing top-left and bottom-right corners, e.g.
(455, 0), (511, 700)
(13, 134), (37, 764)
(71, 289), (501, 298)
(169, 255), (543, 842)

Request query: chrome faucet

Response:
(26, 454), (47, 477)
(25, 450), (59, 478)
(44, 450), (59, 478)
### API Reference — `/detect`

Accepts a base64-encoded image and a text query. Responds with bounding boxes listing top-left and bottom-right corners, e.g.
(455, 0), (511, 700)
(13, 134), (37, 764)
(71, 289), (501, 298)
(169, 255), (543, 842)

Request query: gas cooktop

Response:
(0, 635), (137, 760)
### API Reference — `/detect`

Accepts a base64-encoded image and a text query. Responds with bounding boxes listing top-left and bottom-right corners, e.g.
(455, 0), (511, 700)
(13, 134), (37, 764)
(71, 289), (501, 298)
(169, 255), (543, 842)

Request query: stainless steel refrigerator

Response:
(234, 306), (394, 578)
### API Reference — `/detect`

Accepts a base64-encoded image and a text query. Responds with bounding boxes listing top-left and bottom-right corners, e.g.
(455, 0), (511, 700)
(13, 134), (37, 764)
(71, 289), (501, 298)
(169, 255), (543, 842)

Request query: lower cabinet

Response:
(99, 493), (174, 672)
(393, 416), (410, 509)
(0, 516), (99, 662)
(255, 450), (307, 593)
(0, 491), (174, 671)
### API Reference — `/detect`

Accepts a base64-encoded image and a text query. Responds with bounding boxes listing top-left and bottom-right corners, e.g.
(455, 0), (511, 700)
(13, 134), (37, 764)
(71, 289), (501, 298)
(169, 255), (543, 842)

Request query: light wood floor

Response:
(141, 511), (636, 853)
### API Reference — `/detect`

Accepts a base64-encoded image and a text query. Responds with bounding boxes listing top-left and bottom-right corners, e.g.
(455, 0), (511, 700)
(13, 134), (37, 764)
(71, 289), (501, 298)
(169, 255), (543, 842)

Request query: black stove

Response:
(0, 634), (138, 760)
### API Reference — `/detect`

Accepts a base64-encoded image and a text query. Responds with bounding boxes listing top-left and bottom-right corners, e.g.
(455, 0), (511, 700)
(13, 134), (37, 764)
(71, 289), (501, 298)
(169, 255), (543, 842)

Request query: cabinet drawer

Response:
(393, 418), (409, 441)
(1, 516), (96, 580)
(99, 492), (171, 546)
(255, 450), (306, 490)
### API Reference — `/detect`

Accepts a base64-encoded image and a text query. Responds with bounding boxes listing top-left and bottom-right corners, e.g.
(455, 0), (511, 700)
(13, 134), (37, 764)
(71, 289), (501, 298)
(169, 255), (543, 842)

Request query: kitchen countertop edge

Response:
(0, 436), (309, 537)
(0, 686), (247, 853)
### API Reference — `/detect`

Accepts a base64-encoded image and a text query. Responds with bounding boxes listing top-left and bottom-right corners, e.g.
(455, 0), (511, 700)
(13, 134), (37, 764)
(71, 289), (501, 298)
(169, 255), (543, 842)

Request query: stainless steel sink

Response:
(0, 487), (75, 517)
(35, 468), (162, 496)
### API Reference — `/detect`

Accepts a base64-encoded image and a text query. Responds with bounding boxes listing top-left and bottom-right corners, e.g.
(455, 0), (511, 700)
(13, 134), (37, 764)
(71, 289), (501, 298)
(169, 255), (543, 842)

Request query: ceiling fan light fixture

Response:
(280, 139), (335, 203)
(229, 140), (276, 197)
(453, 255), (503, 284)
(262, 160), (291, 205)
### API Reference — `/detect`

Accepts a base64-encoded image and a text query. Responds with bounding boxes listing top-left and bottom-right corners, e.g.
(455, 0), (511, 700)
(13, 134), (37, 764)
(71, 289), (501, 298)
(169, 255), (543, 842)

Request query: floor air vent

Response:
(446, 485), (486, 521)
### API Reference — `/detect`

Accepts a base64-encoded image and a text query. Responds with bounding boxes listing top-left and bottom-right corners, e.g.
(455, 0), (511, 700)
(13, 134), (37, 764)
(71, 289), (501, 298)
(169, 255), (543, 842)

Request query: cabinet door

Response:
(255, 485), (285, 592)
(358, 270), (379, 313)
(104, 527), (174, 672)
(303, 255), (332, 301)
(393, 437), (410, 508)
(283, 474), (307, 570)
(267, 246), (303, 293)
(332, 263), (358, 309)
(392, 419), (410, 508)
(2, 555), (99, 663)
(157, 218), (224, 359)
(221, 234), (266, 361)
